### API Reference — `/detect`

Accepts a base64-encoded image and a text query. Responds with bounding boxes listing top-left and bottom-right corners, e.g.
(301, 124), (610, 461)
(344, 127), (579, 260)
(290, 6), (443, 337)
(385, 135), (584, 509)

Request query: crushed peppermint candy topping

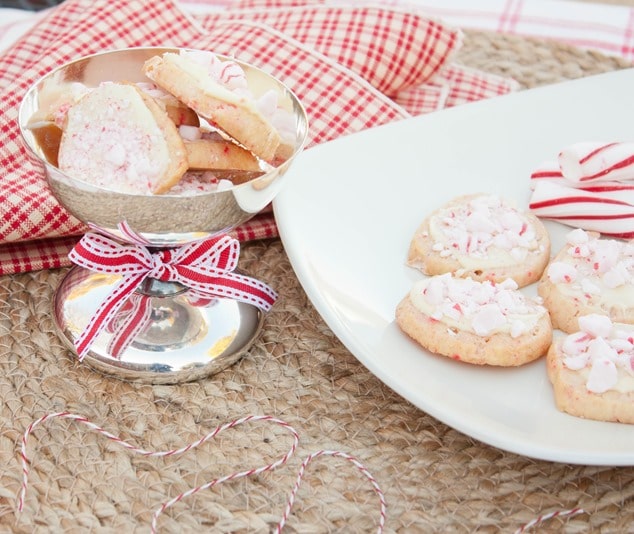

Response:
(430, 195), (541, 262)
(411, 273), (545, 338)
(58, 83), (167, 194)
(560, 314), (634, 393)
(546, 229), (634, 289)
(180, 50), (296, 145)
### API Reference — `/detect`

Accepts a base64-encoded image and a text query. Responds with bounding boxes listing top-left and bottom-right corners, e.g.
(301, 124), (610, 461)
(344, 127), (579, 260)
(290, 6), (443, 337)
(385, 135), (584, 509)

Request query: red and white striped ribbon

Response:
(68, 232), (278, 359)
(529, 142), (634, 237)
(103, 292), (154, 358)
(16, 412), (388, 534)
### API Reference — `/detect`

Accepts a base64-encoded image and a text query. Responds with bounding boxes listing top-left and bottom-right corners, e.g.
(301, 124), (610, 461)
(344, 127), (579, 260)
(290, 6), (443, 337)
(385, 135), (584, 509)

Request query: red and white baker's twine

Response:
(16, 412), (387, 533)
(14, 411), (587, 532)
(68, 231), (277, 359)
(529, 141), (634, 238)
(513, 508), (585, 534)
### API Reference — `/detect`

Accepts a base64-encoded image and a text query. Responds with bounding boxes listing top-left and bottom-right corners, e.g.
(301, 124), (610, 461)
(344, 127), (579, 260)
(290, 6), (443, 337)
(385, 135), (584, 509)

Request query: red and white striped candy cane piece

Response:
(559, 141), (634, 184)
(529, 160), (563, 188)
(529, 181), (634, 238)
(530, 181), (634, 211)
(17, 412), (299, 515)
(530, 163), (634, 205)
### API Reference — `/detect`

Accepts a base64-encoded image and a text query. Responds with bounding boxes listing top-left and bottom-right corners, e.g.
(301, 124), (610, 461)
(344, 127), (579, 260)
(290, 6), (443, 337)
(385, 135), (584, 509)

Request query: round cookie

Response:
(538, 228), (634, 333)
(547, 314), (634, 424)
(407, 193), (551, 288)
(395, 274), (552, 366)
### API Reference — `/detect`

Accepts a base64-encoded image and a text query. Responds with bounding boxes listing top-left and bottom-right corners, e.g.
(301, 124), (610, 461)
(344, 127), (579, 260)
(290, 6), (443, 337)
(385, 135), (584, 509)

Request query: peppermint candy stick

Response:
(559, 141), (634, 183)
(529, 181), (634, 238)
(529, 160), (563, 187)
(530, 165), (634, 204)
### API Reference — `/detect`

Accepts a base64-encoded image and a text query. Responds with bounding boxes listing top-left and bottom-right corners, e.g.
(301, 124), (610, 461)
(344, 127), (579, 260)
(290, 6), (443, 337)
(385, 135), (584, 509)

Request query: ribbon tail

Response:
(106, 293), (153, 359)
(178, 266), (278, 311)
(74, 273), (146, 360)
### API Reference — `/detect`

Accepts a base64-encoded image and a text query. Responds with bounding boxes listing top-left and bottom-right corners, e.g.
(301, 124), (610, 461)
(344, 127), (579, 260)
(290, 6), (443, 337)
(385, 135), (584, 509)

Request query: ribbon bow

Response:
(68, 232), (277, 360)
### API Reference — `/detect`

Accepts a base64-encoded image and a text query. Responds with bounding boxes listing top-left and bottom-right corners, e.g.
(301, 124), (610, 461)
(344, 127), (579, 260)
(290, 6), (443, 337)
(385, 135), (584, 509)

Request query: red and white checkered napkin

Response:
(0, 0), (517, 275)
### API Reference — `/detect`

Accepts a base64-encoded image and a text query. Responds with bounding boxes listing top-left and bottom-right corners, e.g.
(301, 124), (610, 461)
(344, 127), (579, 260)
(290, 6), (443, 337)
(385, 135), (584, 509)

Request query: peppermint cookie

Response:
(547, 314), (634, 423)
(395, 274), (552, 366)
(143, 50), (295, 163)
(58, 82), (188, 195)
(538, 229), (634, 333)
(407, 194), (550, 288)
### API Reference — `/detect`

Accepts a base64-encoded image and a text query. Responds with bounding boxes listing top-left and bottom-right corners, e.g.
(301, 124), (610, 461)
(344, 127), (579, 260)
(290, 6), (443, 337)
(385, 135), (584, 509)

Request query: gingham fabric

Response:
(194, 5), (464, 97)
(225, 0), (634, 63)
(0, 0), (517, 275)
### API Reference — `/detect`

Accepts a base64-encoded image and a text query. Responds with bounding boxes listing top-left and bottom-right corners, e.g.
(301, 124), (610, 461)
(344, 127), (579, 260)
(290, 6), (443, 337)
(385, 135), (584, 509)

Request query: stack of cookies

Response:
(28, 49), (296, 195)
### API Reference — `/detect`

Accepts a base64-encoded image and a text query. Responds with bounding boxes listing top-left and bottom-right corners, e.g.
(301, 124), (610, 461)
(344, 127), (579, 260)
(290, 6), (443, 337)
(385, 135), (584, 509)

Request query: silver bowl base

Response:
(53, 266), (264, 384)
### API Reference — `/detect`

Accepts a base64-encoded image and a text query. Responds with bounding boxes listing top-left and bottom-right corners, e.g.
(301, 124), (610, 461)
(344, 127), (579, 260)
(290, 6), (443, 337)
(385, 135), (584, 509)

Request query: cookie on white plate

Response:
(538, 228), (634, 333)
(395, 273), (552, 366)
(407, 193), (550, 288)
(547, 314), (634, 424)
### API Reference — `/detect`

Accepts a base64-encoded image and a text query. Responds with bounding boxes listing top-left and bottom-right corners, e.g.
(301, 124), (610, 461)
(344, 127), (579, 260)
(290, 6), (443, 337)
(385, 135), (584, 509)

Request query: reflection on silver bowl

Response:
(18, 46), (309, 246)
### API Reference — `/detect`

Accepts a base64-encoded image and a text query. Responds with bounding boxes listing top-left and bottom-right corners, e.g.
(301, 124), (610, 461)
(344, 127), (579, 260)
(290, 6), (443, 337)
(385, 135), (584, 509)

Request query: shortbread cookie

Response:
(143, 50), (292, 162)
(28, 79), (89, 129)
(407, 194), (550, 288)
(184, 138), (261, 172)
(395, 274), (552, 366)
(547, 314), (634, 423)
(136, 82), (199, 127)
(26, 81), (89, 167)
(538, 228), (634, 333)
(58, 82), (188, 194)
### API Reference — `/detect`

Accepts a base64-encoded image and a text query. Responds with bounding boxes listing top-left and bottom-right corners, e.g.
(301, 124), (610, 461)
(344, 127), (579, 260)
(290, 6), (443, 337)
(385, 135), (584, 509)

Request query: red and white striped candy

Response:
(558, 142), (634, 184)
(529, 181), (634, 238)
(529, 160), (563, 187)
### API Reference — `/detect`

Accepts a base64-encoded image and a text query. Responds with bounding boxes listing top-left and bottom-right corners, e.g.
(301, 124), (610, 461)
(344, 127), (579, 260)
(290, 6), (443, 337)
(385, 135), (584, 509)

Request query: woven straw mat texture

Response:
(1, 30), (633, 534)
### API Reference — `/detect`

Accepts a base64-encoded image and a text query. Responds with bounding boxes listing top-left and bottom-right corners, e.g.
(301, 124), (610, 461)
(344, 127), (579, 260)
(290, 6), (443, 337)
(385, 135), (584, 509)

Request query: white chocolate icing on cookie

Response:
(545, 229), (634, 306)
(168, 50), (295, 145)
(58, 82), (186, 194)
(427, 194), (546, 271)
(409, 274), (546, 338)
(559, 314), (634, 394)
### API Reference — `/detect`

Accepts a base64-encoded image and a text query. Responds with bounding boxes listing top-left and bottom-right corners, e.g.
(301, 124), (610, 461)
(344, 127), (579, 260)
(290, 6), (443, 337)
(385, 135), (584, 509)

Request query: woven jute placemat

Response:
(1, 31), (633, 534)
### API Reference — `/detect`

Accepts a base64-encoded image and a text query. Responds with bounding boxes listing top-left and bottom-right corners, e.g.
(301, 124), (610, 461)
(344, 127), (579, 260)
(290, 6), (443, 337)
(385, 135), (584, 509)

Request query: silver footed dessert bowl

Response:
(18, 47), (309, 384)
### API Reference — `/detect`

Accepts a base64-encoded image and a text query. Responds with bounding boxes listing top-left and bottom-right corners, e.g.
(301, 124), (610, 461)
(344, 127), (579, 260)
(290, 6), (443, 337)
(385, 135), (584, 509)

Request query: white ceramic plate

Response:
(274, 69), (634, 465)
